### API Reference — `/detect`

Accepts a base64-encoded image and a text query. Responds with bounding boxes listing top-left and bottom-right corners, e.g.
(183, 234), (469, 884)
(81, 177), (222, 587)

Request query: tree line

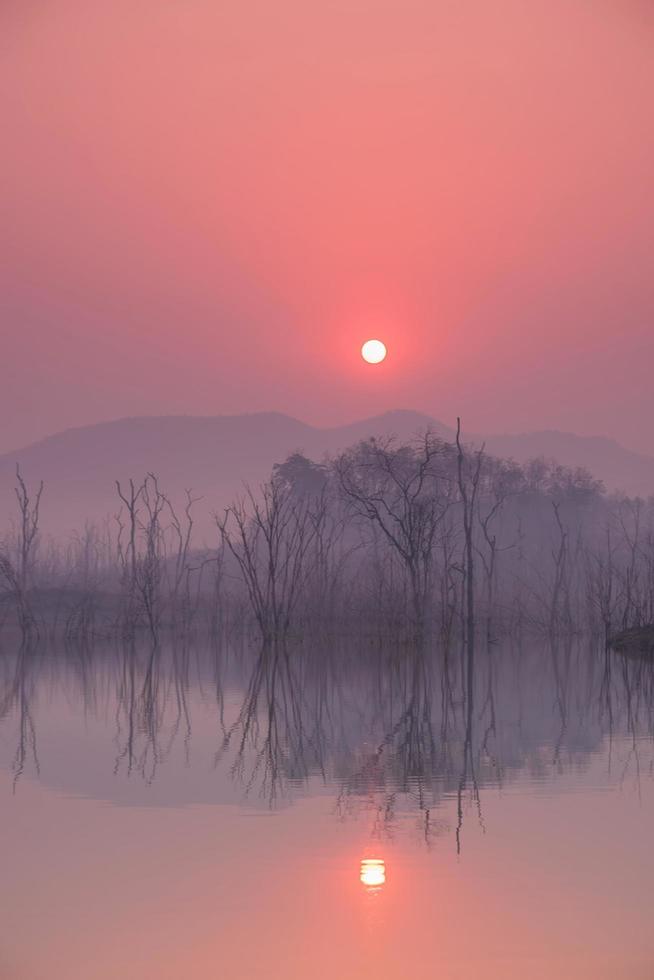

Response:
(1, 423), (653, 645)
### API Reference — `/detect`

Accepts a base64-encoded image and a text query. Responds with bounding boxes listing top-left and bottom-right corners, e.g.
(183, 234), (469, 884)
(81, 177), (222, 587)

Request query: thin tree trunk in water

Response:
(456, 419), (481, 696)
(454, 418), (484, 854)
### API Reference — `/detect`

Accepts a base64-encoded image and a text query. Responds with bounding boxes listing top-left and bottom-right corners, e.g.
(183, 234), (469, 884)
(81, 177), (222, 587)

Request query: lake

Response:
(1, 636), (653, 979)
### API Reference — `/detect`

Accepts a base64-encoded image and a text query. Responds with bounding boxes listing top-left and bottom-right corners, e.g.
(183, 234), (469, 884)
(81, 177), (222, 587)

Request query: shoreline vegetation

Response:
(1, 424), (653, 648)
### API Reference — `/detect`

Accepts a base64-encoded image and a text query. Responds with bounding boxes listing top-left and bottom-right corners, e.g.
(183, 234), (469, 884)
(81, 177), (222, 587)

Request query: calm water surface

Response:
(1, 637), (654, 979)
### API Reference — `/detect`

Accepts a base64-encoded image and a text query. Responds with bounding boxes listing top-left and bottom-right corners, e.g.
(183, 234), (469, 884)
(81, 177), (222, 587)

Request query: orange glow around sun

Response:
(360, 858), (386, 887)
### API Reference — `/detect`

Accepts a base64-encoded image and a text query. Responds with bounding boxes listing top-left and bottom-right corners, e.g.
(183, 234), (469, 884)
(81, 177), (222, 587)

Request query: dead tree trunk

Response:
(0, 466), (44, 638)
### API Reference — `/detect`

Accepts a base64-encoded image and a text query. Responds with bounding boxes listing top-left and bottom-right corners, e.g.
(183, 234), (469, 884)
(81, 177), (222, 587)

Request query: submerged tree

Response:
(0, 466), (44, 638)
(335, 433), (456, 633)
(217, 475), (317, 640)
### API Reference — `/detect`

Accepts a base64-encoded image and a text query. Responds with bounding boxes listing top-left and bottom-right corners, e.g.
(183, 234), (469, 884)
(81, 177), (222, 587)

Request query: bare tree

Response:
(115, 474), (167, 641)
(455, 419), (483, 662)
(0, 466), (44, 637)
(165, 488), (202, 623)
(475, 456), (522, 640)
(336, 433), (454, 633)
(217, 476), (316, 640)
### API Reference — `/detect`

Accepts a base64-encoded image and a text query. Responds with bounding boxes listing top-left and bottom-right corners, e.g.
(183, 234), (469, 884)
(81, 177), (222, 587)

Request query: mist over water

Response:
(2, 634), (654, 978)
(3, 430), (654, 975)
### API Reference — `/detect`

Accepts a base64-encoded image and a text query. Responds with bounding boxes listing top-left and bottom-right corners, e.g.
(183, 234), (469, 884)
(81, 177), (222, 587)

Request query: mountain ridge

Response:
(1, 410), (652, 536)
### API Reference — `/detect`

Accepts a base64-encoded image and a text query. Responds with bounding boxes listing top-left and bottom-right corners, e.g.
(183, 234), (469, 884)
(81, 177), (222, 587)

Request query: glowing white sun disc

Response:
(361, 339), (387, 364)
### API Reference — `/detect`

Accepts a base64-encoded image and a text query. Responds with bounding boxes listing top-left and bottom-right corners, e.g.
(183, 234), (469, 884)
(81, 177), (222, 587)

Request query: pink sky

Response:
(2, 0), (653, 454)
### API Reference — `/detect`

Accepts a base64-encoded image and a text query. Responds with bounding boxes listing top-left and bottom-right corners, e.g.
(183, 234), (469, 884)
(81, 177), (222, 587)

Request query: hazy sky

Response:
(2, 0), (653, 454)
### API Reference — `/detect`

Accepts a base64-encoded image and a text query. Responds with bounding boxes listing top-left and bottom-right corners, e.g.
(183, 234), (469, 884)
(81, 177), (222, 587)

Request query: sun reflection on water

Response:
(360, 858), (386, 888)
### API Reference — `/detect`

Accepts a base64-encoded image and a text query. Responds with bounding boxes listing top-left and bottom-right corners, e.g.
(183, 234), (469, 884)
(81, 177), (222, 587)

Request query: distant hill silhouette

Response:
(1, 410), (652, 538)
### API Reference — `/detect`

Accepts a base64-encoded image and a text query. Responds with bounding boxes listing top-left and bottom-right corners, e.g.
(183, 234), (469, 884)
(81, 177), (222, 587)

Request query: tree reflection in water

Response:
(2, 633), (654, 850)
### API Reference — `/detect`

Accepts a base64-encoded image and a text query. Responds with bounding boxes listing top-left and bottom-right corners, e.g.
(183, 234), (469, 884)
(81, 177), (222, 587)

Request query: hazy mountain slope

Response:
(0, 413), (316, 539)
(481, 430), (654, 499)
(1, 410), (652, 538)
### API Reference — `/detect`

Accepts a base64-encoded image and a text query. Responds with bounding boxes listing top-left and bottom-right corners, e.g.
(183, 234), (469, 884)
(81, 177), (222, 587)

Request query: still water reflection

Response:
(360, 858), (386, 888)
(1, 636), (654, 978)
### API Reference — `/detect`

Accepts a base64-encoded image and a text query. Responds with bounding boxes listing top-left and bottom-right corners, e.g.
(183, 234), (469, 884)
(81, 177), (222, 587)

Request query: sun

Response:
(361, 339), (387, 364)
